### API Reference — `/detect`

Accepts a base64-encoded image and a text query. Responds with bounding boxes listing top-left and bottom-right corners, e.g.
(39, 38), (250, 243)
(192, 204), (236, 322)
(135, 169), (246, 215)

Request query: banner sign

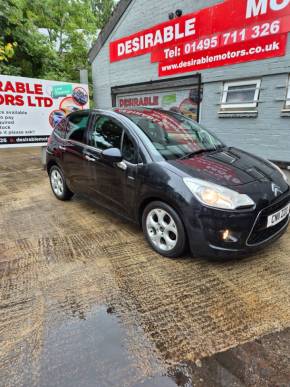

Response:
(0, 75), (89, 148)
(116, 86), (200, 120)
(159, 34), (287, 76)
(109, 0), (290, 76)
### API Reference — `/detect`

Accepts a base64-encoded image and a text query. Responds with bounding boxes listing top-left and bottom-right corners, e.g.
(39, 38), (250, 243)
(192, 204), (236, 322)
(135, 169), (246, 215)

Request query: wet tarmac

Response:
(0, 148), (290, 387)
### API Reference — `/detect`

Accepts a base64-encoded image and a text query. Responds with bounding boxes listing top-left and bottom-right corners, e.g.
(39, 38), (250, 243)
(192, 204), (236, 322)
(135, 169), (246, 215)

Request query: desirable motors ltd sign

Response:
(109, 0), (290, 76)
(0, 75), (89, 148)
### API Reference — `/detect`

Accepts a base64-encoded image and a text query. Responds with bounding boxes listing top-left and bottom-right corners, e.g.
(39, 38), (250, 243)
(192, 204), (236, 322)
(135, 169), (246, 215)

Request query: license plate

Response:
(267, 204), (290, 228)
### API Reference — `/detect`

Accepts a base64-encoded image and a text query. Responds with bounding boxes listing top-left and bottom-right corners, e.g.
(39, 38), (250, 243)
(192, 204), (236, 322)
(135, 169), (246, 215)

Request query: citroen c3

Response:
(46, 108), (290, 258)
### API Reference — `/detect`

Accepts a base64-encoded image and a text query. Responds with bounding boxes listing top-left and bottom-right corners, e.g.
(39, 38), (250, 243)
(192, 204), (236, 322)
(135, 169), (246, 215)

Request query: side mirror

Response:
(102, 147), (123, 163)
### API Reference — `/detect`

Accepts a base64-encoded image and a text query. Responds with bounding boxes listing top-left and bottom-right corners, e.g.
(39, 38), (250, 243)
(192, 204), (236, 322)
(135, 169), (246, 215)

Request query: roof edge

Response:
(88, 0), (133, 64)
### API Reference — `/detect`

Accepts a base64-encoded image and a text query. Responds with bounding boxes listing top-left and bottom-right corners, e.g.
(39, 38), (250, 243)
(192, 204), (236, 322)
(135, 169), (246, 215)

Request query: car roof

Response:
(93, 107), (180, 117)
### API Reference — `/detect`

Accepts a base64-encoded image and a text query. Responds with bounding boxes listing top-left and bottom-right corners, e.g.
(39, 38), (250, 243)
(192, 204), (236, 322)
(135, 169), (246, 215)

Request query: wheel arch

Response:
(46, 159), (60, 174)
(138, 196), (184, 227)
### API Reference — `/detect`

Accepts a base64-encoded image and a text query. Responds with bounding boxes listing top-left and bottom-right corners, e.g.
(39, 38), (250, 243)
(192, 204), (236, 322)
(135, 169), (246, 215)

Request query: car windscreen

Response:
(117, 109), (223, 161)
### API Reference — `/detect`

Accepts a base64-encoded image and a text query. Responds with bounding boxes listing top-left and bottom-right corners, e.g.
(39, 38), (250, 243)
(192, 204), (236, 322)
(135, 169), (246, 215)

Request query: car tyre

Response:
(142, 201), (187, 258)
(49, 165), (74, 201)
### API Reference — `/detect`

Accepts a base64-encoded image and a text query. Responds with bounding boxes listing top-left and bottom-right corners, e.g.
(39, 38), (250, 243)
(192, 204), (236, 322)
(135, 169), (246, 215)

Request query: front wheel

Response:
(49, 165), (74, 201)
(142, 201), (187, 258)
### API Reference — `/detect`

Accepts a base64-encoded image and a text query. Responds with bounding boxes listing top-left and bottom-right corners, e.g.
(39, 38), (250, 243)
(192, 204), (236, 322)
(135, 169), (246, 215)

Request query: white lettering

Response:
(175, 23), (184, 39)
(153, 30), (164, 45)
(117, 43), (125, 56)
(163, 26), (174, 43)
(132, 37), (140, 52)
(144, 33), (154, 48)
(125, 40), (132, 54)
(185, 18), (196, 37)
(270, 0), (289, 11)
(164, 48), (175, 59)
(246, 0), (289, 18)
(246, 0), (267, 18)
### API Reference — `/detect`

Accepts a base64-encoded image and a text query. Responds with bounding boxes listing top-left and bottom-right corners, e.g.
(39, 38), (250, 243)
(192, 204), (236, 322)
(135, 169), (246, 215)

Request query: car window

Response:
(89, 116), (123, 150)
(122, 133), (140, 164)
(118, 109), (223, 161)
(67, 112), (89, 143)
(54, 117), (69, 138)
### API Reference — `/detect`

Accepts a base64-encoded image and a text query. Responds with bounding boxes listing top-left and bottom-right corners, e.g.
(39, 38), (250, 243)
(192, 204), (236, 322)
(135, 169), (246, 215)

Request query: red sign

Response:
(110, 0), (290, 62)
(151, 15), (290, 62)
(158, 34), (287, 76)
(118, 96), (159, 107)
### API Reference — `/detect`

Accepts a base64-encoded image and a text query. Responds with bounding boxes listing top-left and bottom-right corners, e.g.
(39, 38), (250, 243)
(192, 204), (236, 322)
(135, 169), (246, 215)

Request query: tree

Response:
(0, 0), (59, 78)
(0, 0), (116, 82)
(90, 0), (115, 29)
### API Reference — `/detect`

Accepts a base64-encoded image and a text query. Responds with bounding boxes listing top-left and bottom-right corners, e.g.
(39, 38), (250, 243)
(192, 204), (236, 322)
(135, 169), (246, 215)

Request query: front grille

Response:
(247, 196), (290, 246)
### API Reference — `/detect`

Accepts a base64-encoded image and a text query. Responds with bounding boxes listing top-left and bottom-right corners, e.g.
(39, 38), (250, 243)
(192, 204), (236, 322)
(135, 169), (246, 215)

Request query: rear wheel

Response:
(142, 201), (186, 258)
(49, 165), (74, 201)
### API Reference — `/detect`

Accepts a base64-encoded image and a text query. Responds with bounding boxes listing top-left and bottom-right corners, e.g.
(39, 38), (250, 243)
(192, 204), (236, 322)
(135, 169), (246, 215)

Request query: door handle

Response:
(59, 145), (66, 151)
(117, 161), (127, 171)
(85, 154), (97, 162)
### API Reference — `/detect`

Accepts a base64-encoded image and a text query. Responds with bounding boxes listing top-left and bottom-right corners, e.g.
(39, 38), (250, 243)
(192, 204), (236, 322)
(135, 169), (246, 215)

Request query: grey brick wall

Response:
(201, 73), (290, 161)
(91, 0), (290, 162)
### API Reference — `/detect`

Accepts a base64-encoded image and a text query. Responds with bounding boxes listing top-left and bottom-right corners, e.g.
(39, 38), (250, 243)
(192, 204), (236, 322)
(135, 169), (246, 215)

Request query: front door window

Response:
(89, 116), (123, 150)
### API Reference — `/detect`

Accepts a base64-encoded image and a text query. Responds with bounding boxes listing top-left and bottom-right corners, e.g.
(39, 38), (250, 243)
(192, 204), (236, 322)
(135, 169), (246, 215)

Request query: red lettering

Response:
(4, 82), (14, 93)
(5, 94), (14, 104)
(153, 96), (159, 105)
(15, 95), (24, 106)
(27, 96), (36, 106)
(26, 83), (35, 94)
(0, 93), (24, 106)
(35, 84), (43, 95)
(0, 81), (44, 94)
(15, 82), (25, 93)
(43, 97), (53, 107)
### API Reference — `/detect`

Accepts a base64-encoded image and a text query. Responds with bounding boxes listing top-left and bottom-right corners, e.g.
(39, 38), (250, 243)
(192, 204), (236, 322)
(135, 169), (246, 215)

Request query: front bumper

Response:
(184, 192), (290, 258)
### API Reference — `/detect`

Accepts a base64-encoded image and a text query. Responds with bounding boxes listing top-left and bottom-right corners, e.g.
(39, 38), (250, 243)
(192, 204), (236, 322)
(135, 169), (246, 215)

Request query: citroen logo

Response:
(272, 183), (282, 197)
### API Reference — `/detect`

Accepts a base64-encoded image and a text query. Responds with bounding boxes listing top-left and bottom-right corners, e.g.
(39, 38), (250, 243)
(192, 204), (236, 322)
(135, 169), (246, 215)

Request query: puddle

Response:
(39, 306), (176, 387)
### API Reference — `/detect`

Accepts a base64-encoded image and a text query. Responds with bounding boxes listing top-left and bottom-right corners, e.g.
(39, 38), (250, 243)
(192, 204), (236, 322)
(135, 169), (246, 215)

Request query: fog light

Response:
(221, 229), (239, 243)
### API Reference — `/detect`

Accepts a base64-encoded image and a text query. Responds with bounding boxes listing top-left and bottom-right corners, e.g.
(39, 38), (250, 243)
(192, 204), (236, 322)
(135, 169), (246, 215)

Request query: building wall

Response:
(91, 0), (221, 108)
(201, 73), (290, 162)
(91, 0), (290, 162)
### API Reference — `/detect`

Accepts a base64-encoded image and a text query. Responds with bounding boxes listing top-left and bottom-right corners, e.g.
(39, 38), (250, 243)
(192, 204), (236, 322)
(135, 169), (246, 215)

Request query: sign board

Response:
(110, 0), (290, 76)
(116, 86), (200, 121)
(0, 75), (89, 148)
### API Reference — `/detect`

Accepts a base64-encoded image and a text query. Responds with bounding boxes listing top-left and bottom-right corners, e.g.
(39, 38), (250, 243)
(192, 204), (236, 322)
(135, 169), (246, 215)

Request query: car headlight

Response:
(183, 177), (255, 210)
(268, 161), (288, 183)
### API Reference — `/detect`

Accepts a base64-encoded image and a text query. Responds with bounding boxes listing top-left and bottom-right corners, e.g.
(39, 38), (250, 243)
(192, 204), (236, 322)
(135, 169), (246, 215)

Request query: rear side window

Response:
(54, 118), (68, 138)
(67, 112), (89, 143)
(89, 116), (123, 150)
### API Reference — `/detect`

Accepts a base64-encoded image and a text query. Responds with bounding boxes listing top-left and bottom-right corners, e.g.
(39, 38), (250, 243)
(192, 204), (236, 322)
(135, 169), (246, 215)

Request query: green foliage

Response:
(91, 0), (115, 29)
(0, 0), (115, 82)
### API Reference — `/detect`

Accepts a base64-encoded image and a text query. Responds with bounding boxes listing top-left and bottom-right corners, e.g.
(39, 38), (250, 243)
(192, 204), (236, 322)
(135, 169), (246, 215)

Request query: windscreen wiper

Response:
(179, 146), (223, 160)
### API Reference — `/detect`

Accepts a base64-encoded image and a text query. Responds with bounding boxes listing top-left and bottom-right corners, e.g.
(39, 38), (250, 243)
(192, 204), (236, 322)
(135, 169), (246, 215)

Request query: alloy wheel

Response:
(51, 169), (64, 197)
(146, 208), (178, 251)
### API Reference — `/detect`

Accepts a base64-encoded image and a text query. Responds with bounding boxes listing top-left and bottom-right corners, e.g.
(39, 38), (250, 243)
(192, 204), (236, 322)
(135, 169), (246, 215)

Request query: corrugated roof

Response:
(88, 0), (133, 64)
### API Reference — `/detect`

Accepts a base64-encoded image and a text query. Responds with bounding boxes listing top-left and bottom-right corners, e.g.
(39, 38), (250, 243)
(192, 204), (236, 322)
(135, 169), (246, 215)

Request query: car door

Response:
(84, 114), (140, 219)
(61, 111), (91, 193)
(118, 131), (142, 219)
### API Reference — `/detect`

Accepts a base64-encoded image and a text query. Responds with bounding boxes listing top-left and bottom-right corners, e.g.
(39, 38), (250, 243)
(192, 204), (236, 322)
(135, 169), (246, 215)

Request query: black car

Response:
(46, 108), (290, 258)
